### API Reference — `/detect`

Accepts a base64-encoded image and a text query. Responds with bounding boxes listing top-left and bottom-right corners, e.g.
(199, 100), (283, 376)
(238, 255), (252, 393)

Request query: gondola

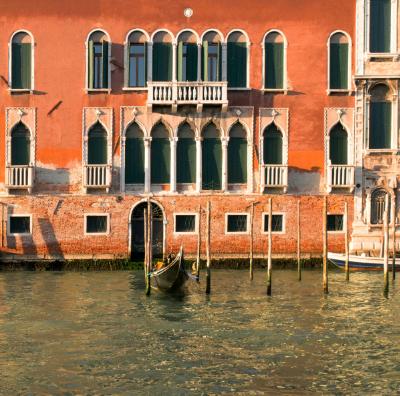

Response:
(150, 247), (189, 292)
(328, 252), (400, 271)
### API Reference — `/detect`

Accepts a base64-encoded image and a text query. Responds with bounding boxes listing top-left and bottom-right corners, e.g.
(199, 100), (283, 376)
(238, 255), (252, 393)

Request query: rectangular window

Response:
(263, 214), (284, 233)
(88, 41), (108, 89)
(327, 214), (344, 232)
(175, 214), (196, 233)
(226, 214), (248, 233)
(129, 43), (146, 87)
(9, 215), (31, 235)
(93, 43), (103, 89)
(207, 44), (219, 82)
(265, 43), (284, 89)
(329, 43), (348, 90)
(369, 102), (392, 149)
(370, 0), (391, 53)
(227, 42), (247, 88)
(85, 214), (109, 235)
(11, 43), (32, 90)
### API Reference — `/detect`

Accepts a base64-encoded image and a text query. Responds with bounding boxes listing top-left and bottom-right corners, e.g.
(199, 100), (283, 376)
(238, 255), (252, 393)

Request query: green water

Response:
(0, 270), (399, 395)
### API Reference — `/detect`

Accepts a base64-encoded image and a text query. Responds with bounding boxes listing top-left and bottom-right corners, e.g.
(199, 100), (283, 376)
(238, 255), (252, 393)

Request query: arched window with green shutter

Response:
(329, 32), (349, 90)
(11, 122), (30, 165)
(152, 31), (173, 82)
(227, 31), (248, 88)
(88, 122), (108, 165)
(369, 84), (392, 149)
(370, 0), (391, 53)
(202, 123), (222, 190)
(263, 123), (283, 165)
(177, 31), (198, 82)
(228, 122), (247, 184)
(125, 122), (145, 184)
(329, 123), (348, 165)
(264, 31), (285, 89)
(151, 123), (170, 184)
(11, 31), (32, 90)
(87, 30), (110, 89)
(202, 31), (223, 82)
(177, 122), (196, 184)
(126, 30), (148, 88)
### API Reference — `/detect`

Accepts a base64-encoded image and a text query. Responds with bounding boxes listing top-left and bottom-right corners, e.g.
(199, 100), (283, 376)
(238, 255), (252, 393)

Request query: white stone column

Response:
(170, 137), (178, 193)
(195, 136), (202, 193)
(144, 137), (152, 193)
(221, 136), (229, 191)
(247, 142), (253, 194)
(120, 136), (126, 193)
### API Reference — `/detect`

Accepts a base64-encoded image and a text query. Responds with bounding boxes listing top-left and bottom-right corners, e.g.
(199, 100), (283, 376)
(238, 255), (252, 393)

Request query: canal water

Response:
(0, 270), (399, 395)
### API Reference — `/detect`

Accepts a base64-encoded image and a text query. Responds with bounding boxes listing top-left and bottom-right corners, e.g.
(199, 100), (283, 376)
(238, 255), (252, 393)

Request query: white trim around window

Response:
(326, 213), (345, 234)
(261, 212), (286, 235)
(173, 213), (199, 235)
(225, 212), (249, 235)
(7, 214), (32, 236)
(84, 213), (110, 236)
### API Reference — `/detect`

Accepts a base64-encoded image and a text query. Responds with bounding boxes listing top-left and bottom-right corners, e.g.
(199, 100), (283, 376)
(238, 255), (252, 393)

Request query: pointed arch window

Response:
(264, 32), (285, 90)
(177, 123), (196, 184)
(88, 122), (107, 164)
(202, 123), (222, 190)
(202, 31), (222, 82)
(228, 123), (247, 183)
(371, 188), (391, 224)
(370, 0), (391, 53)
(11, 122), (30, 165)
(227, 31), (248, 88)
(10, 31), (33, 90)
(177, 31), (198, 82)
(329, 123), (348, 165)
(126, 31), (147, 88)
(153, 32), (173, 82)
(263, 123), (283, 164)
(125, 123), (145, 184)
(151, 123), (170, 183)
(87, 30), (110, 90)
(329, 32), (350, 91)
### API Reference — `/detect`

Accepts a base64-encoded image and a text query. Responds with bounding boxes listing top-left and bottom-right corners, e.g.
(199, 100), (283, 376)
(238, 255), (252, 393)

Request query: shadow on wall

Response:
(288, 166), (321, 194)
(35, 166), (72, 193)
(38, 217), (64, 260)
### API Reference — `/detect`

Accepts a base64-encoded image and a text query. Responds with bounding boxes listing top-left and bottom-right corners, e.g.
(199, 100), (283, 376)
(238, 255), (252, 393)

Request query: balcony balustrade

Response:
(261, 165), (288, 193)
(6, 165), (34, 192)
(328, 165), (355, 192)
(84, 165), (112, 192)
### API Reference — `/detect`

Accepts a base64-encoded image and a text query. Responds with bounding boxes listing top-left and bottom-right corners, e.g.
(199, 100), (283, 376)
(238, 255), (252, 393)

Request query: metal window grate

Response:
(9, 216), (30, 234)
(227, 214), (248, 233)
(175, 215), (196, 233)
(86, 215), (108, 234)
(264, 214), (283, 232)
(327, 214), (344, 231)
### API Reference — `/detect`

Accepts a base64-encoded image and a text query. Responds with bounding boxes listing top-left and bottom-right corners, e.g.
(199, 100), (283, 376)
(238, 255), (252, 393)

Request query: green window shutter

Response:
(177, 41), (183, 81)
(217, 43), (222, 81)
(228, 137), (247, 183)
(153, 42), (172, 81)
(125, 138), (145, 183)
(186, 43), (198, 81)
(227, 42), (247, 88)
(12, 43), (22, 89)
(263, 128), (283, 164)
(11, 126), (30, 165)
(102, 41), (109, 88)
(202, 138), (222, 190)
(177, 138), (196, 183)
(370, 102), (392, 149)
(202, 41), (208, 81)
(370, 0), (391, 53)
(21, 43), (32, 89)
(329, 126), (348, 165)
(144, 42), (148, 85)
(88, 40), (94, 89)
(330, 43), (348, 89)
(151, 138), (170, 183)
(88, 129), (107, 164)
(265, 42), (284, 89)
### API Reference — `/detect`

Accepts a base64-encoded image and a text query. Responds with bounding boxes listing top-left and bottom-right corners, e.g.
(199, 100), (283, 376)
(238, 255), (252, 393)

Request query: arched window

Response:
(11, 122), (30, 165)
(228, 122), (247, 183)
(126, 31), (148, 88)
(329, 32), (350, 90)
(125, 123), (144, 184)
(227, 31), (248, 88)
(151, 123), (170, 183)
(264, 31), (285, 90)
(11, 31), (33, 90)
(202, 31), (223, 82)
(371, 188), (391, 224)
(370, 0), (391, 53)
(202, 123), (222, 190)
(329, 123), (348, 165)
(177, 31), (198, 82)
(88, 122), (107, 164)
(153, 31), (173, 82)
(87, 30), (110, 90)
(369, 84), (392, 149)
(177, 122), (196, 183)
(263, 123), (283, 164)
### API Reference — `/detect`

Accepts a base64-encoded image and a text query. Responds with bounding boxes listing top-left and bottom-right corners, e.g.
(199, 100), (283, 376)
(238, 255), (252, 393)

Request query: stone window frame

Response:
(225, 212), (249, 235)
(326, 213), (345, 234)
(173, 212), (199, 235)
(365, 185), (396, 228)
(261, 212), (286, 235)
(84, 213), (110, 236)
(7, 214), (32, 236)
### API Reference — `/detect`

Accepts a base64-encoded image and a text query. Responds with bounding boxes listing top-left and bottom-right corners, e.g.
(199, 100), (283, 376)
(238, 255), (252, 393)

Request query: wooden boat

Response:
(150, 247), (189, 292)
(328, 252), (400, 271)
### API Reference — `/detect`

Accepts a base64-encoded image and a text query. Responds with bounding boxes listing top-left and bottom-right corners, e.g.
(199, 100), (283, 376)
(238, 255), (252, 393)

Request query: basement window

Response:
(327, 214), (344, 232)
(226, 214), (248, 234)
(175, 214), (196, 234)
(8, 215), (31, 235)
(85, 214), (109, 235)
(263, 214), (284, 233)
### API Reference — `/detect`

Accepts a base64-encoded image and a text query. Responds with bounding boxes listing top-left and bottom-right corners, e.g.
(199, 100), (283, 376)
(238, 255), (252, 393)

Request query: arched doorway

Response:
(130, 201), (164, 260)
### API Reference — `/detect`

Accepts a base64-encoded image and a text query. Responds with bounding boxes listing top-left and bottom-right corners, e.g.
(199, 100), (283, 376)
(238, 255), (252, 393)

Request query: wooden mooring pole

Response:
(323, 196), (328, 294)
(196, 205), (201, 281)
(392, 197), (396, 281)
(344, 202), (350, 282)
(249, 202), (255, 281)
(297, 199), (301, 281)
(206, 201), (211, 294)
(267, 198), (272, 296)
(145, 201), (152, 296)
(383, 202), (389, 297)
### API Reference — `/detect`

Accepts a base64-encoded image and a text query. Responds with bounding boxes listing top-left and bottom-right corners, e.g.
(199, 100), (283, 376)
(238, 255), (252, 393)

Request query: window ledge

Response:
(228, 87), (251, 91)
(122, 87), (148, 92)
(365, 149), (398, 155)
(86, 88), (112, 94)
(366, 53), (400, 61)
(327, 89), (353, 96)
(327, 231), (345, 234)
(262, 88), (288, 94)
(9, 88), (33, 94)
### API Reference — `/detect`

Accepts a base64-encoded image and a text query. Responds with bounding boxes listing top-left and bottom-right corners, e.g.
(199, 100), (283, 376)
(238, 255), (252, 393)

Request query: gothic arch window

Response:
(125, 122), (144, 184)
(152, 31), (173, 82)
(151, 122), (170, 183)
(201, 30), (223, 82)
(88, 122), (107, 165)
(371, 188), (391, 224)
(125, 30), (148, 88)
(329, 123), (348, 165)
(10, 31), (34, 90)
(263, 31), (286, 90)
(177, 122), (196, 184)
(369, 84), (392, 149)
(263, 123), (283, 164)
(87, 30), (111, 90)
(228, 122), (247, 184)
(176, 30), (199, 82)
(328, 32), (350, 91)
(11, 122), (30, 165)
(202, 122), (222, 190)
(227, 31), (248, 88)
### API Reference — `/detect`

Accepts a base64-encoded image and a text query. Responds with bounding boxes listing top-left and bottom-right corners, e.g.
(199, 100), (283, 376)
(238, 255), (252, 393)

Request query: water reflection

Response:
(0, 270), (399, 394)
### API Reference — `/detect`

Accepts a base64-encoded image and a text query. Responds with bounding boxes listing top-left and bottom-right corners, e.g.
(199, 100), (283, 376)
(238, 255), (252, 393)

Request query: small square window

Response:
(9, 216), (31, 234)
(226, 214), (248, 233)
(175, 215), (196, 233)
(264, 214), (284, 233)
(327, 214), (344, 232)
(85, 215), (108, 234)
